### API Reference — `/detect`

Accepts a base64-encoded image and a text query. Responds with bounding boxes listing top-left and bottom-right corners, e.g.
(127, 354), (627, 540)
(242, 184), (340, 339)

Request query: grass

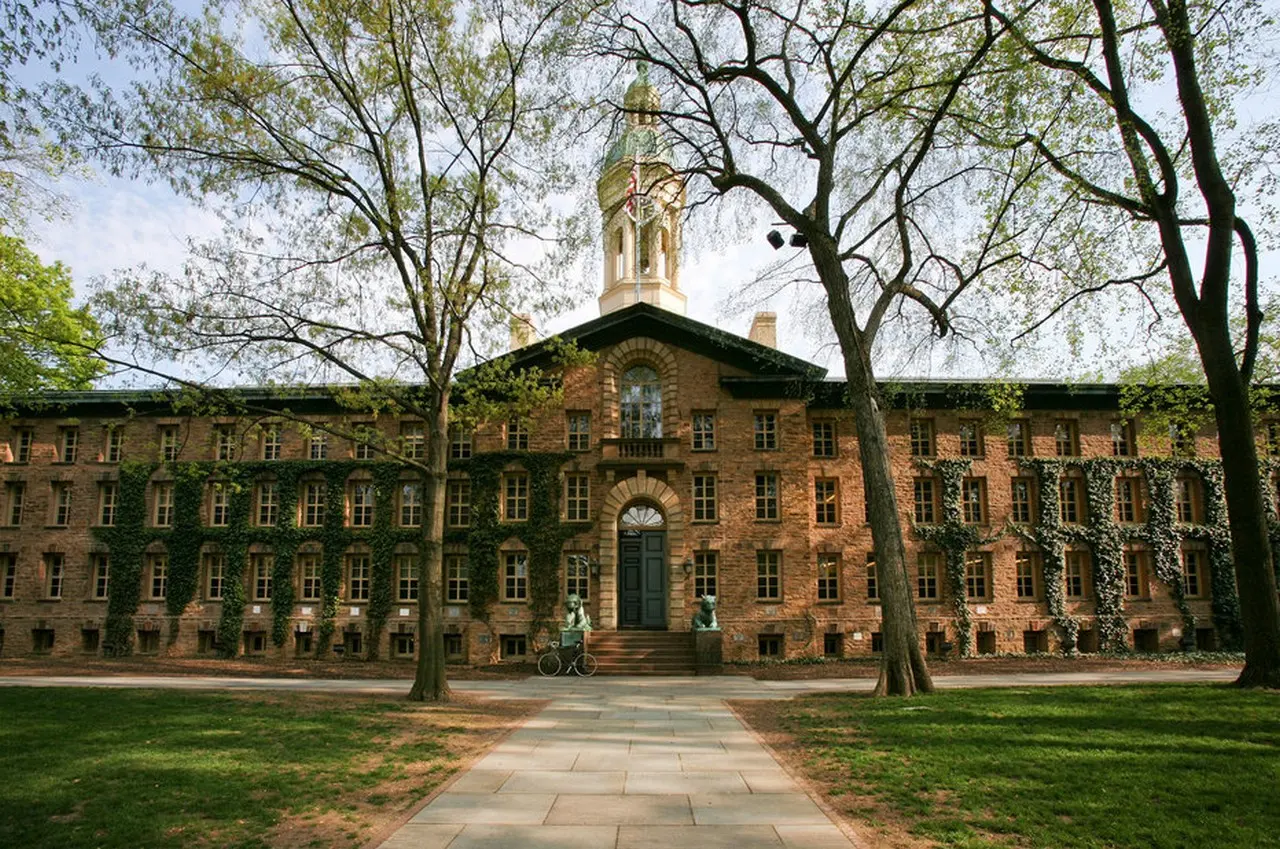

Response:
(0, 687), (535, 848)
(743, 684), (1280, 848)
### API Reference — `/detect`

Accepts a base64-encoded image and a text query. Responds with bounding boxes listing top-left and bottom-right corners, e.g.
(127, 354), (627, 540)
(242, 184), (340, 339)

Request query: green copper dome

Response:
(602, 62), (674, 172)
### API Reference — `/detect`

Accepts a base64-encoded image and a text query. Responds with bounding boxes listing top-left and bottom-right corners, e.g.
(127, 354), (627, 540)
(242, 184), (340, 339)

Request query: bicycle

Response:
(537, 632), (598, 677)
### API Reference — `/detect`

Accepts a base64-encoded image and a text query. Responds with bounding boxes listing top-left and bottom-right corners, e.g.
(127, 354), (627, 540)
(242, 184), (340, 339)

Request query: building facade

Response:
(0, 70), (1256, 664)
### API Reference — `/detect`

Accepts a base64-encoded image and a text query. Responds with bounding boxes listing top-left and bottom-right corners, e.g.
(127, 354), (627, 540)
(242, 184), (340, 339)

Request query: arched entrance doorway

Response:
(618, 503), (666, 629)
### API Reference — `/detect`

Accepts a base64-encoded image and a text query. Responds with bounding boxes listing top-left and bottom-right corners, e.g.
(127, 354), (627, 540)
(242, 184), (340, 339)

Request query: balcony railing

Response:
(617, 439), (665, 459)
(599, 437), (682, 466)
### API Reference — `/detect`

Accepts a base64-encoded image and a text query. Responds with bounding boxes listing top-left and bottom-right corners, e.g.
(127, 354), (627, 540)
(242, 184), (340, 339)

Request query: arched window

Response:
(621, 365), (662, 438)
(620, 503), (664, 529)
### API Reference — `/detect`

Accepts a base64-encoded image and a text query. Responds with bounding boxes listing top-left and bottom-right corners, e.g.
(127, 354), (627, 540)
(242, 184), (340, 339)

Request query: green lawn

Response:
(754, 684), (1280, 848)
(0, 687), (530, 848)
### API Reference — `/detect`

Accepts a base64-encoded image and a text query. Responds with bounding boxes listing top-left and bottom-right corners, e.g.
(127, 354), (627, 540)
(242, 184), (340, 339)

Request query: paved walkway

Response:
(0, 668), (1240, 849)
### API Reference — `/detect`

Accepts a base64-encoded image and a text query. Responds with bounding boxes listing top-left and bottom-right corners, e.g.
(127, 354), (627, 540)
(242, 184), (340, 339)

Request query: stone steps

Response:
(586, 630), (697, 675)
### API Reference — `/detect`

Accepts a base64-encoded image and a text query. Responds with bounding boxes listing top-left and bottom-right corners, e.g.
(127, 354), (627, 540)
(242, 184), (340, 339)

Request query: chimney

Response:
(509, 314), (536, 351)
(748, 312), (777, 349)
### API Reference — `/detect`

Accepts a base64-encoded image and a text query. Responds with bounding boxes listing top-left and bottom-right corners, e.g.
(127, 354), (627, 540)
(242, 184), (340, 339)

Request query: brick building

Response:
(0, 69), (1250, 664)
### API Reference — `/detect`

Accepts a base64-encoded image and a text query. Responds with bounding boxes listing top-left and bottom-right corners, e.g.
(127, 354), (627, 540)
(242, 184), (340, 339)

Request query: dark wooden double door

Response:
(619, 530), (666, 629)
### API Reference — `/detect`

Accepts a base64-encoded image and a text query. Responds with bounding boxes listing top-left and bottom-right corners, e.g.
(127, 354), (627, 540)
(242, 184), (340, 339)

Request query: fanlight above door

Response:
(619, 504), (664, 528)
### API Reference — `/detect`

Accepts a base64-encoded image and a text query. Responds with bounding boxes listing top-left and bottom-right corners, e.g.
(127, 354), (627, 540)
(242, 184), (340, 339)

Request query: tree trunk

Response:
(409, 390), (451, 702)
(1195, 323), (1280, 688)
(816, 249), (933, 696)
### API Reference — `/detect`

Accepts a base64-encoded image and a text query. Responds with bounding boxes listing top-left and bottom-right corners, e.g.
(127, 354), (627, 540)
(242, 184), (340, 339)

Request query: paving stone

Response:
(775, 825), (857, 847)
(447, 825), (619, 849)
(624, 771), (751, 794)
(616, 825), (784, 848)
(573, 752), (681, 772)
(473, 750), (580, 771)
(448, 770), (510, 793)
(501, 770), (626, 794)
(546, 793), (695, 825)
(740, 771), (800, 793)
(375, 823), (464, 849)
(690, 793), (829, 826)
(683, 752), (782, 772)
(409, 792), (556, 824)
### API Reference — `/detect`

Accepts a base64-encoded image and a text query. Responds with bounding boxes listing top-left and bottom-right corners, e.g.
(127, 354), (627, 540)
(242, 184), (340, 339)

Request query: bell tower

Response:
(597, 63), (686, 316)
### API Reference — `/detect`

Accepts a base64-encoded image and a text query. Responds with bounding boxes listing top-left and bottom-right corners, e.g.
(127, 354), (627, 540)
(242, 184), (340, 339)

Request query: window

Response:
(214, 426), (235, 461)
(104, 428), (123, 463)
(504, 473), (528, 521)
(812, 420), (836, 457)
(3, 481), (22, 526)
(59, 427), (80, 463)
(692, 412), (716, 451)
(817, 553), (840, 601)
(1111, 421), (1135, 457)
(393, 633), (415, 658)
(814, 478), (839, 525)
(298, 552), (322, 601)
(349, 481), (374, 527)
(92, 554), (110, 600)
(256, 481), (279, 526)
(1175, 476), (1202, 523)
(261, 426), (282, 460)
(959, 420), (983, 457)
(12, 428), (32, 463)
(694, 552), (717, 598)
(397, 554), (419, 601)
(503, 551), (528, 601)
(1170, 422), (1196, 456)
(756, 550), (781, 600)
(1182, 549), (1206, 598)
(447, 480), (471, 527)
(1010, 477), (1035, 524)
(308, 429), (328, 460)
(347, 553), (370, 601)
(620, 365), (662, 438)
(1115, 477), (1145, 523)
(565, 474), (590, 521)
(98, 482), (118, 526)
(1007, 420), (1030, 457)
(44, 553), (64, 599)
(353, 424), (377, 460)
(692, 474), (717, 522)
(566, 553), (590, 600)
(400, 482), (423, 527)
(52, 482), (73, 527)
(1064, 550), (1090, 599)
(158, 426), (179, 462)
(446, 554), (469, 602)
(566, 413), (591, 452)
(1058, 476), (1083, 524)
(754, 472), (779, 520)
(449, 425), (472, 460)
(866, 553), (878, 600)
(1015, 551), (1040, 599)
(148, 553), (169, 599)
(205, 551), (226, 600)
(1, 553), (14, 598)
(1124, 550), (1149, 598)
(301, 481), (326, 527)
(1267, 422), (1280, 457)
(209, 482), (230, 527)
(913, 477), (937, 524)
(500, 634), (527, 659)
(964, 551), (991, 601)
(909, 418), (934, 457)
(251, 552), (274, 601)
(917, 552), (940, 600)
(401, 422), (425, 459)
(1054, 420), (1079, 456)
(758, 634), (783, 659)
(754, 411), (778, 450)
(961, 477), (986, 524)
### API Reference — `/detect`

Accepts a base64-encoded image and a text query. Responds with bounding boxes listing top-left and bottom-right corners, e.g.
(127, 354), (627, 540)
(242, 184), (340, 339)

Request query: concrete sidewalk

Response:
(380, 680), (854, 849)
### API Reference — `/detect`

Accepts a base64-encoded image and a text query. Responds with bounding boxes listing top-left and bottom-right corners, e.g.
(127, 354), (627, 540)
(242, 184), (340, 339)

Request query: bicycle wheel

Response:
(573, 652), (598, 677)
(537, 650), (562, 677)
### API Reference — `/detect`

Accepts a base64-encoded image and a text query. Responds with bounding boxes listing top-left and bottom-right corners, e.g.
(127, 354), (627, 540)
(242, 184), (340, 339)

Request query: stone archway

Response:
(596, 472), (686, 630)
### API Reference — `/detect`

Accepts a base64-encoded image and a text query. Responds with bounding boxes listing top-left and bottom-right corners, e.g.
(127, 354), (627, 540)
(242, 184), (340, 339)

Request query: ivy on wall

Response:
(445, 451), (589, 642)
(915, 455), (1245, 656)
(93, 460), (420, 659)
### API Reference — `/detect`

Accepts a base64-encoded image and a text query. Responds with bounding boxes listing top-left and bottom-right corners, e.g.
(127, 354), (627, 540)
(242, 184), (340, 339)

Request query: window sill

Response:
(690, 519), (719, 525)
(501, 599), (529, 605)
(754, 518), (782, 524)
(45, 525), (70, 530)
(41, 597), (62, 603)
(755, 599), (783, 604)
